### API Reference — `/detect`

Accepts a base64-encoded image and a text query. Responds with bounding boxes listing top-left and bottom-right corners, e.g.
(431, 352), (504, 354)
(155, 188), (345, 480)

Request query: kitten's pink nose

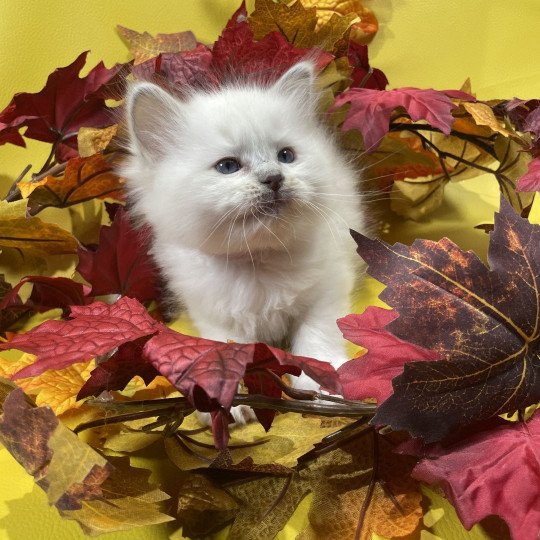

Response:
(261, 174), (283, 192)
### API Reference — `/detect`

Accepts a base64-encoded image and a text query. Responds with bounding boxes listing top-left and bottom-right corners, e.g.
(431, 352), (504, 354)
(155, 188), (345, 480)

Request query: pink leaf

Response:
(400, 414), (540, 539)
(337, 307), (440, 402)
(517, 158), (540, 192)
(334, 87), (458, 151)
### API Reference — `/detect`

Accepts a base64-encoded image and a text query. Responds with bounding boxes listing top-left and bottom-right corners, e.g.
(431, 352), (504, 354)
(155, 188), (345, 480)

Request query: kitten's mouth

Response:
(253, 192), (291, 217)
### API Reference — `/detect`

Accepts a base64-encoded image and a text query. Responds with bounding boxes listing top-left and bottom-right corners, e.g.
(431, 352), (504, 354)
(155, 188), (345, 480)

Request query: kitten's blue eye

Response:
(277, 147), (295, 164)
(216, 158), (241, 174)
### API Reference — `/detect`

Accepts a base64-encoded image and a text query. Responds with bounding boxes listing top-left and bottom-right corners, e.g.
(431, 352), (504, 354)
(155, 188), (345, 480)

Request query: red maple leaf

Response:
(0, 52), (129, 161)
(132, 45), (217, 89)
(0, 275), (91, 316)
(76, 207), (160, 303)
(2, 297), (161, 378)
(77, 336), (159, 399)
(399, 414), (540, 540)
(212, 21), (332, 84)
(334, 87), (459, 151)
(517, 158), (540, 192)
(337, 307), (440, 402)
(351, 197), (540, 442)
(347, 42), (388, 90)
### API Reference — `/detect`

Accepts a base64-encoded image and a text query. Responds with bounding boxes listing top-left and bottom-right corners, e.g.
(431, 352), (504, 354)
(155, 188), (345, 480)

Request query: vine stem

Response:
(75, 394), (377, 434)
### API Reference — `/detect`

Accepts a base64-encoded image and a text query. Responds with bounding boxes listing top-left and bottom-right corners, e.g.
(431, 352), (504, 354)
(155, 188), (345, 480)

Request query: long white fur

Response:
(122, 62), (365, 420)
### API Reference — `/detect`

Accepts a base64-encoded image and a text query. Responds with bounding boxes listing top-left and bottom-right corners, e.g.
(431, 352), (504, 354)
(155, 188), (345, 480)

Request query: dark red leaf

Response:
(347, 42), (388, 90)
(334, 87), (458, 151)
(133, 45), (217, 89)
(76, 207), (160, 302)
(212, 22), (332, 84)
(399, 414), (540, 540)
(0, 275), (29, 333)
(0, 52), (129, 161)
(0, 275), (91, 316)
(77, 336), (159, 399)
(337, 307), (440, 402)
(0, 297), (161, 378)
(351, 196), (540, 441)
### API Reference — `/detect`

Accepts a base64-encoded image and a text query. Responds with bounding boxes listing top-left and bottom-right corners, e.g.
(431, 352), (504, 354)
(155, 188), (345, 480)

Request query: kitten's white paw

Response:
(195, 405), (257, 428)
(290, 372), (321, 393)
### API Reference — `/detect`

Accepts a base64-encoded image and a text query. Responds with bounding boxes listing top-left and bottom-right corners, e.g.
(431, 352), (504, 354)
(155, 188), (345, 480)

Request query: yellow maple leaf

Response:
(17, 360), (95, 415)
(249, 0), (357, 51)
(18, 154), (125, 210)
(0, 199), (78, 256)
(117, 26), (197, 65)
(300, 0), (379, 44)
(77, 125), (119, 158)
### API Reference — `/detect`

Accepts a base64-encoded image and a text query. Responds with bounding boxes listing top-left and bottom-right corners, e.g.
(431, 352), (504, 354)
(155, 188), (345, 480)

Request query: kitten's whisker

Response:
(201, 204), (242, 247)
(250, 209), (293, 264)
(225, 207), (242, 271)
(242, 210), (256, 272)
(298, 199), (340, 246)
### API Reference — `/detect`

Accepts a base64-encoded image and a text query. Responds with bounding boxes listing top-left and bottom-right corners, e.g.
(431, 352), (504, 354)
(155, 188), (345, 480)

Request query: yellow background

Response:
(0, 0), (539, 538)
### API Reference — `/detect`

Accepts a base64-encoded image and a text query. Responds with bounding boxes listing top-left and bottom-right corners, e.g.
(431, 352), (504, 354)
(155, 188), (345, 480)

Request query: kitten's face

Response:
(125, 63), (338, 255)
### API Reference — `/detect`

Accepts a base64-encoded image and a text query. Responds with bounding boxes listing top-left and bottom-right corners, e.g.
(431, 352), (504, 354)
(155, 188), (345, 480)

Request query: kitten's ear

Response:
(272, 62), (316, 102)
(125, 82), (182, 161)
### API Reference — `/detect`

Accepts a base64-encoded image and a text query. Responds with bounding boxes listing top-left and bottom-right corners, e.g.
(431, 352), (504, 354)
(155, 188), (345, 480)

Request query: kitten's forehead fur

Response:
(125, 62), (318, 162)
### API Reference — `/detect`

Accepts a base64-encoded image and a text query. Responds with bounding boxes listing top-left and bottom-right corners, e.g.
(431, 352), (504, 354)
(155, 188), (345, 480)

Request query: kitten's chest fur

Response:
(156, 238), (337, 344)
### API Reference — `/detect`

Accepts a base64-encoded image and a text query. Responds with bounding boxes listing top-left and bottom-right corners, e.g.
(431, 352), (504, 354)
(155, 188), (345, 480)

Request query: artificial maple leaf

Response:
(176, 474), (238, 538)
(249, 0), (357, 51)
(347, 42), (388, 90)
(400, 414), (540, 540)
(76, 206), (160, 302)
(462, 101), (517, 139)
(390, 175), (447, 221)
(300, 0), (379, 44)
(117, 25), (197, 65)
(0, 387), (112, 508)
(165, 413), (350, 471)
(62, 455), (173, 534)
(517, 157), (540, 192)
(132, 44), (217, 89)
(18, 154), (125, 213)
(18, 360), (94, 415)
(0, 52), (129, 161)
(1, 297), (161, 378)
(0, 274), (28, 333)
(0, 275), (91, 317)
(225, 432), (422, 540)
(0, 199), (78, 257)
(212, 16), (333, 84)
(337, 307), (440, 403)
(335, 87), (459, 151)
(351, 196), (540, 442)
(249, 0), (318, 47)
(77, 337), (159, 399)
(77, 124), (119, 157)
(494, 136), (535, 215)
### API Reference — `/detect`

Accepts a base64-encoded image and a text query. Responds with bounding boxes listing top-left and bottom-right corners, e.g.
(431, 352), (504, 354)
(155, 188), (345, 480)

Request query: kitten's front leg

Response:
(290, 298), (350, 394)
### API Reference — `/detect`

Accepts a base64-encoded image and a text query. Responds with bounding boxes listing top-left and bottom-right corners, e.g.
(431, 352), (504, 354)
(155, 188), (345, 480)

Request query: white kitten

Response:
(122, 62), (364, 421)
